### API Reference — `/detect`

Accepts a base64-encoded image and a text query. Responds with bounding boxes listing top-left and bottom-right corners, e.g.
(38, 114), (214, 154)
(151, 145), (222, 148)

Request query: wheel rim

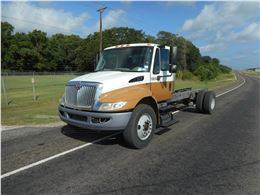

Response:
(210, 98), (215, 110)
(137, 113), (153, 140)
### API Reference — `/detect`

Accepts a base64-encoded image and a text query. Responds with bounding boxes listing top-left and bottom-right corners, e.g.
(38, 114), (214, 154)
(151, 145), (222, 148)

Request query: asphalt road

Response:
(1, 75), (260, 194)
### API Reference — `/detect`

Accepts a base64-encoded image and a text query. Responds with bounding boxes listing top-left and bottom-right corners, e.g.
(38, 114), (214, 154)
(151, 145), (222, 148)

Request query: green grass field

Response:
(175, 72), (236, 90)
(1, 72), (236, 125)
(242, 71), (260, 78)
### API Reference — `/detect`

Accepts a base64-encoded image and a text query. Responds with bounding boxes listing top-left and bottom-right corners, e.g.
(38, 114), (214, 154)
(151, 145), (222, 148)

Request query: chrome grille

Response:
(65, 81), (98, 109)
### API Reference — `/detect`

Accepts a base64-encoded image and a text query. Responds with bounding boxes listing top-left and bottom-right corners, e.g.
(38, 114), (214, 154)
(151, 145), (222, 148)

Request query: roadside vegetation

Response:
(242, 71), (260, 78)
(1, 72), (236, 126)
(175, 71), (236, 90)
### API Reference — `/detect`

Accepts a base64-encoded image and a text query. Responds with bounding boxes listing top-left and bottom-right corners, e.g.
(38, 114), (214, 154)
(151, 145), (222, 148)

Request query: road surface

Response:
(1, 75), (260, 194)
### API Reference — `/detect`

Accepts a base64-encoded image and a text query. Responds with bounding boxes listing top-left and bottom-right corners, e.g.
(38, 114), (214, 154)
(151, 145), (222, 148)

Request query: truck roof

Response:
(104, 43), (159, 50)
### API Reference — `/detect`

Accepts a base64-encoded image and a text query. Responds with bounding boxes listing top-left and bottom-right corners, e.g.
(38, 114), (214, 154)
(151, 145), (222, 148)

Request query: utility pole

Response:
(2, 73), (8, 106)
(32, 72), (36, 101)
(97, 6), (107, 55)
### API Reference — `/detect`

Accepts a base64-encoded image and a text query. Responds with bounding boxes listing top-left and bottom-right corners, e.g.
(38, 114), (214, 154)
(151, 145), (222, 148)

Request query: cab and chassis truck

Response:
(59, 43), (216, 148)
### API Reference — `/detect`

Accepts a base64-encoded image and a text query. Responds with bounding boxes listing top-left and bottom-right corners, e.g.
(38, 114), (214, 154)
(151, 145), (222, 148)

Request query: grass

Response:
(242, 71), (260, 78)
(175, 72), (236, 90)
(1, 75), (76, 125)
(1, 72), (236, 126)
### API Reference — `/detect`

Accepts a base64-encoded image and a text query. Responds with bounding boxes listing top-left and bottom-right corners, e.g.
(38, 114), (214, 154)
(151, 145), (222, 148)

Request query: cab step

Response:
(154, 113), (178, 134)
(160, 117), (178, 127)
(159, 113), (178, 128)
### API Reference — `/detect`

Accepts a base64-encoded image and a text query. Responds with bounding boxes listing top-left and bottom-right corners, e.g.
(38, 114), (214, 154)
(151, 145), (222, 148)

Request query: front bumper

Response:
(58, 105), (132, 131)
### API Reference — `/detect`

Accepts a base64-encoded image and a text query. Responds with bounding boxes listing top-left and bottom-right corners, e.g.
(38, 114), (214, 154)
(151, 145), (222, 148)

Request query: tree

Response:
(1, 22), (14, 69)
(145, 35), (156, 43)
(156, 31), (177, 46)
(201, 56), (212, 63)
(14, 32), (40, 71)
(156, 31), (202, 71)
(74, 35), (99, 72)
(28, 30), (48, 71)
(186, 41), (201, 72)
(1, 21), (231, 77)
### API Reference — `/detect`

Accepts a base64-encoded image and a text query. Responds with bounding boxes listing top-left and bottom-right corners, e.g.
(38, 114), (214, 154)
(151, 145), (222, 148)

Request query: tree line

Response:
(1, 22), (231, 80)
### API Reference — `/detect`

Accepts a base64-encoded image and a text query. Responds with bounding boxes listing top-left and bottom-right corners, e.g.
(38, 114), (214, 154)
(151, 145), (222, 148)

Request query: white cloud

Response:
(182, 4), (216, 34)
(253, 50), (260, 55)
(182, 2), (259, 35)
(199, 43), (219, 53)
(182, 2), (260, 53)
(232, 23), (260, 42)
(103, 9), (127, 29)
(2, 2), (90, 36)
(2, 2), (128, 37)
(94, 9), (127, 30)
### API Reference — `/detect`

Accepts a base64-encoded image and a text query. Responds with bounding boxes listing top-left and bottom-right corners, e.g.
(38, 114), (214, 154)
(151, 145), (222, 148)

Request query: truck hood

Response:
(70, 71), (150, 93)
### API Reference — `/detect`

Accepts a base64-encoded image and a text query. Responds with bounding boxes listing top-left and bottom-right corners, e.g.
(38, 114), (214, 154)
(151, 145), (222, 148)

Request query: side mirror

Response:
(169, 46), (177, 73)
(169, 64), (177, 73)
(94, 53), (100, 71)
(96, 53), (100, 65)
(170, 46), (177, 65)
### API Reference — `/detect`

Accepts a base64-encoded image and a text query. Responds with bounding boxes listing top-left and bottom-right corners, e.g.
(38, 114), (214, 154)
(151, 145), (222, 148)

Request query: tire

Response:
(67, 123), (76, 128)
(203, 91), (216, 114)
(123, 104), (156, 149)
(196, 90), (206, 113)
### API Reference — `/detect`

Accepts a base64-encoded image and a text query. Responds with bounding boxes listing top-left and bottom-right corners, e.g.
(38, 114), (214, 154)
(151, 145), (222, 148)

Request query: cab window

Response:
(153, 48), (160, 74)
(160, 48), (169, 71)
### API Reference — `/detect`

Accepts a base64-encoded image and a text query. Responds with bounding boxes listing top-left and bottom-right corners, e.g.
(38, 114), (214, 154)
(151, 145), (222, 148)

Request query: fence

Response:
(1, 72), (86, 106)
(1, 71), (89, 125)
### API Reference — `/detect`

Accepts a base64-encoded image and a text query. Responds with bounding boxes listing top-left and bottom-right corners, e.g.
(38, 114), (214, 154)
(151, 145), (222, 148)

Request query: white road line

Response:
(216, 75), (246, 97)
(1, 132), (120, 179)
(234, 73), (237, 81)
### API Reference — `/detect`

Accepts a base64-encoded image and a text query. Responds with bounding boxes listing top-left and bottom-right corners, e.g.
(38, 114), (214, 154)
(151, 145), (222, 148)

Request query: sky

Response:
(1, 1), (260, 70)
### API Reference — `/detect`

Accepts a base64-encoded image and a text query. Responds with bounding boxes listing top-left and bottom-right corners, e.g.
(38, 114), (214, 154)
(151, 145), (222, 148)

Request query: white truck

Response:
(59, 43), (216, 148)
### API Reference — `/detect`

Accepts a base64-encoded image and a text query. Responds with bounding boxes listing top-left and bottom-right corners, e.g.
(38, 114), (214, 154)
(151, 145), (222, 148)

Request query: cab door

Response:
(151, 47), (174, 102)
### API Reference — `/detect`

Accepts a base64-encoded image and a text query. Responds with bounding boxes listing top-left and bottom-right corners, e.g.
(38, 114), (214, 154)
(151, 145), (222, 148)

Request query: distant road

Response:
(2, 75), (260, 194)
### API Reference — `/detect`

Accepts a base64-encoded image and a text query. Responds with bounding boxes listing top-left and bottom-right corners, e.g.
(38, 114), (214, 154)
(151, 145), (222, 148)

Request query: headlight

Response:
(60, 94), (65, 106)
(98, 101), (127, 111)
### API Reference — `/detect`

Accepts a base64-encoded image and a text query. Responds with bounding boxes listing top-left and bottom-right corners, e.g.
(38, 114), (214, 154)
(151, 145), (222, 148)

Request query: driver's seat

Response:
(126, 57), (134, 69)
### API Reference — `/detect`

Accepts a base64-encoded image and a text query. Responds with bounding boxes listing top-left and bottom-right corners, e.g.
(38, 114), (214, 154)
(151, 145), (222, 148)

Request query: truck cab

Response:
(59, 43), (215, 148)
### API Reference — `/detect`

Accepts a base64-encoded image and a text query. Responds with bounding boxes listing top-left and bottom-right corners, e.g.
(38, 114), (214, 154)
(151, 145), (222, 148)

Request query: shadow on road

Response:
(180, 106), (200, 113)
(60, 125), (129, 147)
(60, 124), (174, 149)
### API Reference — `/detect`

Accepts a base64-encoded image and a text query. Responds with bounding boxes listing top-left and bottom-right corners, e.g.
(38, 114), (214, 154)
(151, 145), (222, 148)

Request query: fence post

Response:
(32, 72), (36, 101)
(2, 73), (8, 106)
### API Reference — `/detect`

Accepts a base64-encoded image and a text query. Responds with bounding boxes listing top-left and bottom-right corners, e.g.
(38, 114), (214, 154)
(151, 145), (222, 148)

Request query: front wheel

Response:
(123, 104), (156, 149)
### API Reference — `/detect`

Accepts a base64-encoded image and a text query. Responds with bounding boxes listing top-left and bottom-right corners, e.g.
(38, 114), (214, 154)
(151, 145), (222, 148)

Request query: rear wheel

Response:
(123, 104), (156, 149)
(196, 90), (206, 112)
(203, 91), (216, 114)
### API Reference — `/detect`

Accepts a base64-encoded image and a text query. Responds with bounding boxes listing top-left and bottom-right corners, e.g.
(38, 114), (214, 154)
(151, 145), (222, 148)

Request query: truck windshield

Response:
(95, 46), (153, 72)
